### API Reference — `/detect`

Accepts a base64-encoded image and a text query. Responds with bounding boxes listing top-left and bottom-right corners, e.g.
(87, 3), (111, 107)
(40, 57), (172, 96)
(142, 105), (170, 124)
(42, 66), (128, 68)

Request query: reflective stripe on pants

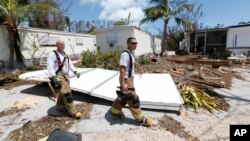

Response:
(111, 78), (145, 122)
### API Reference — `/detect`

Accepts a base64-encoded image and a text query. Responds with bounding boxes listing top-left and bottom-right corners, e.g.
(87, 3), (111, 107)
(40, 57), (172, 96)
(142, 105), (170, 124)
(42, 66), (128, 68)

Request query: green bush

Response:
(96, 49), (121, 70)
(211, 48), (231, 59)
(81, 49), (121, 70)
(224, 49), (231, 58)
(81, 50), (97, 68)
(137, 56), (151, 65)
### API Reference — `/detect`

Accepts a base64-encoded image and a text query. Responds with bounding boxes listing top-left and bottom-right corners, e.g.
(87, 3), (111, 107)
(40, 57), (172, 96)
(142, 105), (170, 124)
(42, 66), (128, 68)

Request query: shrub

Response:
(81, 49), (121, 70)
(137, 56), (151, 65)
(81, 50), (97, 68)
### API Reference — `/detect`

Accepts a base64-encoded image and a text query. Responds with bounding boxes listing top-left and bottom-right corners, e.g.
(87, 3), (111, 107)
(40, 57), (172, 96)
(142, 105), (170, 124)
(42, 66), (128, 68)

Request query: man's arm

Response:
(119, 66), (128, 91)
(47, 52), (56, 77)
(69, 58), (80, 78)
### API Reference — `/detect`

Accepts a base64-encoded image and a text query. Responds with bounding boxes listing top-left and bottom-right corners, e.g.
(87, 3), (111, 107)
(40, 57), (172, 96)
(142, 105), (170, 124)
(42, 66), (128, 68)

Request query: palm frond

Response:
(140, 5), (166, 25)
(172, 4), (193, 15)
(175, 18), (193, 30)
(13, 2), (57, 23)
(0, 0), (9, 7)
(0, 5), (8, 18)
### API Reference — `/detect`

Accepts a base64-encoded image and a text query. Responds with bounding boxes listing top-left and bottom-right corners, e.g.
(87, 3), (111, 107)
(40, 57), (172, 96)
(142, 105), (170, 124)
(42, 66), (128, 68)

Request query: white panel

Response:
(134, 74), (183, 106)
(19, 68), (93, 82)
(19, 70), (49, 82)
(19, 68), (183, 111)
(70, 69), (119, 94)
(90, 73), (120, 101)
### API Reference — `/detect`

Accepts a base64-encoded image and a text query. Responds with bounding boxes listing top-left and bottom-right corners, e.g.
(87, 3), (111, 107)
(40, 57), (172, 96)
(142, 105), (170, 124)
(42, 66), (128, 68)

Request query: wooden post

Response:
(47, 82), (57, 99)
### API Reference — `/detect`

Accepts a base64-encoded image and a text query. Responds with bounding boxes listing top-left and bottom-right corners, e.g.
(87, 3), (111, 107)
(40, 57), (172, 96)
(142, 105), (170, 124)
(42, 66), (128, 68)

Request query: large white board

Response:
(19, 68), (183, 111)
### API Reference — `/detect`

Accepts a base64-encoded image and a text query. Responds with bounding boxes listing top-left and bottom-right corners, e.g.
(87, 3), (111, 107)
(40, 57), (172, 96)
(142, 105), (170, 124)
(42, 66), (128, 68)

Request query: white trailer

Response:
(96, 25), (161, 57)
(226, 25), (250, 55)
(0, 26), (96, 66)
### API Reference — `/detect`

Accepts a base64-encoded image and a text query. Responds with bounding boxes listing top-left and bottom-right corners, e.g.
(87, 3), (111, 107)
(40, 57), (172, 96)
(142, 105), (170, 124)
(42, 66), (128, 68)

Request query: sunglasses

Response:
(131, 42), (138, 45)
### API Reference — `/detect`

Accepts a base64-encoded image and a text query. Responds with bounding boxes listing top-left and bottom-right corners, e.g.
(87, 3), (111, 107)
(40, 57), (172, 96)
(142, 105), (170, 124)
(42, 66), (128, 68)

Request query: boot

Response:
(111, 110), (125, 119)
(72, 112), (82, 119)
(141, 117), (153, 127)
(56, 95), (66, 112)
(56, 106), (67, 113)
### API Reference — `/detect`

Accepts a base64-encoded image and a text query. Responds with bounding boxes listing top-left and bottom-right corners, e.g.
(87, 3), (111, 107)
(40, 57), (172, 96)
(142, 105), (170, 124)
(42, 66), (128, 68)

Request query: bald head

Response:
(56, 40), (65, 53)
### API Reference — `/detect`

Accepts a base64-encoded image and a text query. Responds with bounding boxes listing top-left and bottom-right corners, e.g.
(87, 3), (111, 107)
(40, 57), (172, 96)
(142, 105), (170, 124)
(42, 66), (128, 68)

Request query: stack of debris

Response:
(136, 55), (236, 89)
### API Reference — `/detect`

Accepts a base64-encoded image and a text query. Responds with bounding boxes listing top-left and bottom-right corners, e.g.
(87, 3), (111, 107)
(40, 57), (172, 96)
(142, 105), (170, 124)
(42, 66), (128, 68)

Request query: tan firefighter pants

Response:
(54, 74), (77, 116)
(111, 78), (145, 122)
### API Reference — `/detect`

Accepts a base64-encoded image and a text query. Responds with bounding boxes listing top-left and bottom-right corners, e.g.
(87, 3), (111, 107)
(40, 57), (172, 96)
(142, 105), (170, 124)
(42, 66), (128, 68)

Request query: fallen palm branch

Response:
(178, 83), (222, 113)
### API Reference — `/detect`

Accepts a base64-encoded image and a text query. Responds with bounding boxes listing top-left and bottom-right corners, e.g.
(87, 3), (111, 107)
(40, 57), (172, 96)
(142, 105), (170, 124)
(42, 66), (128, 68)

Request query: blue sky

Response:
(69, 0), (250, 34)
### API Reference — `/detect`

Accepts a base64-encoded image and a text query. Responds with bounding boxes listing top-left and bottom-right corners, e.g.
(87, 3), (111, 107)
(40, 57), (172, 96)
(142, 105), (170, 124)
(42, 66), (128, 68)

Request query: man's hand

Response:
(50, 76), (61, 89)
(121, 84), (129, 94)
(74, 71), (80, 78)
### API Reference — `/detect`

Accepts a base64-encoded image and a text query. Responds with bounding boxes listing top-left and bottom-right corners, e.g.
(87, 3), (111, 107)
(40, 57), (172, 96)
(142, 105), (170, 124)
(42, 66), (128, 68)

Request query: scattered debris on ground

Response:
(178, 83), (222, 112)
(159, 114), (199, 141)
(0, 54), (249, 141)
(0, 107), (30, 118)
(0, 66), (45, 90)
(7, 103), (93, 141)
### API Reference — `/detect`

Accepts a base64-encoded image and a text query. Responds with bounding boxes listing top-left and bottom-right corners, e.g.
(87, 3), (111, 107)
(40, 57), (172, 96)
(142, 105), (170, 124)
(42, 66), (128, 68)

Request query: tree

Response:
(28, 0), (71, 31)
(173, 0), (203, 31)
(87, 26), (96, 35)
(238, 21), (250, 25)
(113, 21), (127, 26)
(0, 0), (56, 68)
(113, 13), (131, 26)
(64, 16), (72, 32)
(140, 0), (193, 55)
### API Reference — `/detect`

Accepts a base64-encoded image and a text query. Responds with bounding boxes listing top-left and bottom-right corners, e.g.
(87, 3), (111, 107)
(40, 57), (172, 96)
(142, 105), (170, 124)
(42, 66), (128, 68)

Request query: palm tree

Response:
(64, 16), (72, 32)
(0, 0), (56, 68)
(140, 0), (193, 55)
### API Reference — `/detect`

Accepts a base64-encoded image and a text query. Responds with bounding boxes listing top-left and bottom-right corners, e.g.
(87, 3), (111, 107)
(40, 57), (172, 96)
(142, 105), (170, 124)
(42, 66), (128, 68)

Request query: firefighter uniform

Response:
(111, 49), (152, 126)
(47, 50), (81, 118)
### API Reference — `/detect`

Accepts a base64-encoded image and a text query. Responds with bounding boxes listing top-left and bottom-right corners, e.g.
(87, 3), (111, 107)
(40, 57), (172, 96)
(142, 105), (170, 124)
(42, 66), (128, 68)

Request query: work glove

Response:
(50, 76), (62, 89)
(74, 71), (80, 78)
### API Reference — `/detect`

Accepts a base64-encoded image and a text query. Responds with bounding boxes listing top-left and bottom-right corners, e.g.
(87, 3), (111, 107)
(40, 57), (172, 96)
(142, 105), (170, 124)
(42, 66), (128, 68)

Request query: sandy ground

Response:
(0, 67), (250, 141)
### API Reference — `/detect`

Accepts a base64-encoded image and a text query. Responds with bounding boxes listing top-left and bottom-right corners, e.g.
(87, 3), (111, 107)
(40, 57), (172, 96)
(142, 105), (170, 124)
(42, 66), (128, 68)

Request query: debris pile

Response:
(178, 83), (222, 112)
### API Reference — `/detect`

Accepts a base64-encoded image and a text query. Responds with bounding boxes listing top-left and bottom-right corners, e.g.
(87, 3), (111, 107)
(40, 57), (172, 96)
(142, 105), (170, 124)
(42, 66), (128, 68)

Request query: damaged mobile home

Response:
(180, 24), (250, 55)
(0, 26), (96, 68)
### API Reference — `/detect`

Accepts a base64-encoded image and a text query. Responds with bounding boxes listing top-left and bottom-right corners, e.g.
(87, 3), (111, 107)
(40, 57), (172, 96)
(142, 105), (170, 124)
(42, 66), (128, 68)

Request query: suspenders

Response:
(123, 50), (133, 78)
(53, 50), (69, 74)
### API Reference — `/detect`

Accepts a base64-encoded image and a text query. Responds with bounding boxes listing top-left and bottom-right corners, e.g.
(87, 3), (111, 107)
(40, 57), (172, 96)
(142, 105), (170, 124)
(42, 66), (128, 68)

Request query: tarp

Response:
(19, 68), (183, 111)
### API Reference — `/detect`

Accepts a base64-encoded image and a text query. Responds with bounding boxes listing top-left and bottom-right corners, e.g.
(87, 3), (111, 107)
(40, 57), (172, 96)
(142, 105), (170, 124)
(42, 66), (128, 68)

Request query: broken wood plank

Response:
(200, 67), (223, 76)
(47, 82), (57, 99)
(169, 70), (185, 75)
(188, 77), (225, 88)
(192, 60), (232, 66)
(170, 73), (225, 88)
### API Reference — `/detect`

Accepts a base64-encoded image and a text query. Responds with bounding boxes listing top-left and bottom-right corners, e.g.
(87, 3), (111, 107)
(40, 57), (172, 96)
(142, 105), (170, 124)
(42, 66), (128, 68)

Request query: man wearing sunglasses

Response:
(111, 37), (153, 126)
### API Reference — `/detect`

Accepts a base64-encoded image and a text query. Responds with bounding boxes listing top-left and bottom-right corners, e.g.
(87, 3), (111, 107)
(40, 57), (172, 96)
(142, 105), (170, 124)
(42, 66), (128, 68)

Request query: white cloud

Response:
(79, 0), (100, 5)
(79, 0), (149, 26)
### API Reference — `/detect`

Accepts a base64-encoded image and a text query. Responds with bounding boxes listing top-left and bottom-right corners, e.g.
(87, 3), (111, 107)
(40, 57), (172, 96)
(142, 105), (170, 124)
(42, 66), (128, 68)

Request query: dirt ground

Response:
(0, 55), (249, 141)
(0, 66), (45, 90)
(6, 103), (93, 141)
